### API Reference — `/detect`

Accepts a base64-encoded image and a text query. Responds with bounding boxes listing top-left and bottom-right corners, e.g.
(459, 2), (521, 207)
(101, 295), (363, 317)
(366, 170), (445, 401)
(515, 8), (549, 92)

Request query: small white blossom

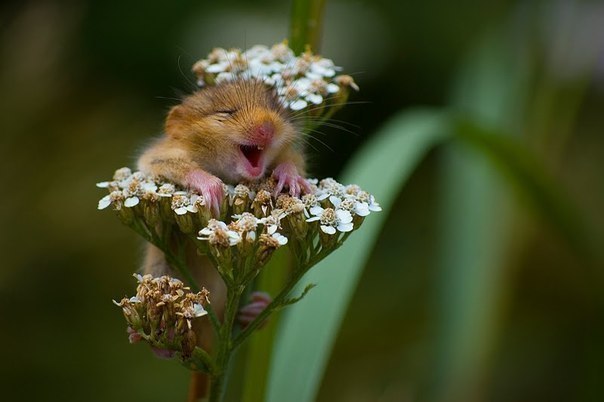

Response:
(198, 220), (241, 247)
(329, 195), (370, 217)
(113, 167), (132, 181)
(306, 206), (354, 235)
(259, 209), (287, 235)
(171, 192), (191, 215)
(157, 183), (176, 197)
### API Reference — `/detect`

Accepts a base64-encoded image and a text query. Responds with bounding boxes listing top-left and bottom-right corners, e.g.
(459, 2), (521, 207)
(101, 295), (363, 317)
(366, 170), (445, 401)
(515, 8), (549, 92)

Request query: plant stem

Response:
(232, 264), (306, 351)
(289, 0), (326, 54)
(209, 286), (244, 402)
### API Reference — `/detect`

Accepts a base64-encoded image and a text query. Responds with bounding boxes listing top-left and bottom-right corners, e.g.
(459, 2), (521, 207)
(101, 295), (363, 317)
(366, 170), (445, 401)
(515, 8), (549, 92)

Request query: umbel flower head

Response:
(98, 168), (380, 271)
(190, 41), (359, 118)
(113, 274), (210, 359)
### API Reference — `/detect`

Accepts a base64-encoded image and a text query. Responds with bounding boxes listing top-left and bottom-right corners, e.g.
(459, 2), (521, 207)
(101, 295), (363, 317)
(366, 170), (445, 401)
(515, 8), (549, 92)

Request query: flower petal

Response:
(335, 209), (353, 223)
(174, 207), (188, 215)
(124, 197), (140, 208)
(289, 99), (308, 111)
(309, 205), (324, 216)
(192, 303), (208, 317)
(337, 222), (354, 232)
(320, 225), (337, 235)
(355, 202), (371, 217)
(329, 195), (341, 208)
(98, 196), (112, 210)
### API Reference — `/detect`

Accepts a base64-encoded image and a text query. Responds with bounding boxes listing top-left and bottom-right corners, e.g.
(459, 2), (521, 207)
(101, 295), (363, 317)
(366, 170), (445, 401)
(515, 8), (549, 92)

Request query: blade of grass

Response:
(430, 25), (529, 402)
(267, 109), (450, 402)
(454, 119), (603, 264)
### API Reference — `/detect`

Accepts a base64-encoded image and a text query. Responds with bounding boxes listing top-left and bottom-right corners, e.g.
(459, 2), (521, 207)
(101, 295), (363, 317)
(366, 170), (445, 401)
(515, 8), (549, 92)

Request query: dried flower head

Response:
(114, 274), (209, 358)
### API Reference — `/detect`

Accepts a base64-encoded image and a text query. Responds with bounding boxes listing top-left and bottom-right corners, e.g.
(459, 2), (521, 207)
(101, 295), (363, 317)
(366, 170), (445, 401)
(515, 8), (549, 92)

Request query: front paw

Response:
(272, 162), (311, 197)
(185, 169), (224, 217)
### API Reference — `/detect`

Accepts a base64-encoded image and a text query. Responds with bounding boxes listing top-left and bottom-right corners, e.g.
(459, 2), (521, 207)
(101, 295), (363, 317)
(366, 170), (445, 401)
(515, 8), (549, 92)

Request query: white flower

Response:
(231, 212), (260, 242)
(319, 178), (345, 197)
(113, 167), (132, 181)
(353, 191), (382, 212)
(258, 209), (287, 235)
(306, 206), (353, 235)
(329, 195), (370, 217)
(142, 182), (158, 194)
(205, 62), (229, 73)
(198, 220), (241, 247)
(367, 195), (382, 212)
(171, 192), (191, 215)
(310, 59), (336, 77)
(157, 183), (176, 197)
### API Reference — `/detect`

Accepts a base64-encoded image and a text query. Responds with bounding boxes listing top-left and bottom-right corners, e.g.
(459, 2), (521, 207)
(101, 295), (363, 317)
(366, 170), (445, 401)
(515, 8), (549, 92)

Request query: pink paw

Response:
(272, 162), (311, 197)
(238, 291), (272, 329)
(185, 169), (224, 217)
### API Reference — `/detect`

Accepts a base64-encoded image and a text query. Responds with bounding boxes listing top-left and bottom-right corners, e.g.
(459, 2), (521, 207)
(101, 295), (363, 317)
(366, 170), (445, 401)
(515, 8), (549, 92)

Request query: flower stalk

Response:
(289, 0), (327, 54)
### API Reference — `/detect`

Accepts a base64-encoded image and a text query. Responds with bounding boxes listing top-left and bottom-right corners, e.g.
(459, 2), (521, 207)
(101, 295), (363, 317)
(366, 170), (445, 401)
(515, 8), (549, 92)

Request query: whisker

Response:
(177, 54), (199, 91)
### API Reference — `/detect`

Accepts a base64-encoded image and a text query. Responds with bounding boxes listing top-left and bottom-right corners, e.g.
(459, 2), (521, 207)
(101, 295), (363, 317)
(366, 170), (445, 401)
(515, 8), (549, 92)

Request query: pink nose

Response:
(254, 121), (275, 144)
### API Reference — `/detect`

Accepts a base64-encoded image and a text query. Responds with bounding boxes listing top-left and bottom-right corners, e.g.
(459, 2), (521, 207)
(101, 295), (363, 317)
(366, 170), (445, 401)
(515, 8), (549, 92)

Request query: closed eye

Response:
(215, 109), (237, 115)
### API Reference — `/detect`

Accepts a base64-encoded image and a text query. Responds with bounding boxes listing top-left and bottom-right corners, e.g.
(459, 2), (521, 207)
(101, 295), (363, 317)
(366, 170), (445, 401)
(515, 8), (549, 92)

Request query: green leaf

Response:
(453, 119), (602, 263)
(267, 109), (450, 402)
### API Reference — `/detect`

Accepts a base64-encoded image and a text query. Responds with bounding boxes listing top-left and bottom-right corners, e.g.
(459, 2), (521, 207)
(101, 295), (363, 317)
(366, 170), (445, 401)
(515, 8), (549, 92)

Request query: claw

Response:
(185, 169), (224, 217)
(272, 162), (309, 198)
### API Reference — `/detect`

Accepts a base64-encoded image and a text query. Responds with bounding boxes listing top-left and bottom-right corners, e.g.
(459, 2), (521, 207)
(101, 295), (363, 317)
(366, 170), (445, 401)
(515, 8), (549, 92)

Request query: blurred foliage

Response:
(1, 0), (603, 402)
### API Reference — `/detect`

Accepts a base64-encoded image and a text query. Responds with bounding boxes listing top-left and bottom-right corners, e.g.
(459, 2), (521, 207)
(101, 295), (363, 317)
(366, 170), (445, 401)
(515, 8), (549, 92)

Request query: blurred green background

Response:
(1, 0), (603, 401)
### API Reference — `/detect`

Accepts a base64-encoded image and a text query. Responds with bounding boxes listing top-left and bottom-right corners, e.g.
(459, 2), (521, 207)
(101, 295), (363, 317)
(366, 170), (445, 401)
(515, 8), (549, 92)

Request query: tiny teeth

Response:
(257, 146), (264, 150)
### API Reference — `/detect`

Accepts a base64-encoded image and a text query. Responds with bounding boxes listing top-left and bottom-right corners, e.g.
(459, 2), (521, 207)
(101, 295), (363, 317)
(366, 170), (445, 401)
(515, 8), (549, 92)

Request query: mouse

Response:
(138, 78), (311, 215)
(136, 78), (311, 398)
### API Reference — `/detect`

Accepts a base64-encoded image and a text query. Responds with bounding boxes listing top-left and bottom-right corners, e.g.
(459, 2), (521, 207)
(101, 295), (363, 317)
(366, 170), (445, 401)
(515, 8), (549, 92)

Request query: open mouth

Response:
(239, 144), (265, 177)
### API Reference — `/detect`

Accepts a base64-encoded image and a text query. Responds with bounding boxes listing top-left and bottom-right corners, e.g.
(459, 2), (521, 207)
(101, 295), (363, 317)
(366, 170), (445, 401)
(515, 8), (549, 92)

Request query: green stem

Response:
(241, 249), (290, 402)
(289, 0), (326, 54)
(209, 285), (244, 402)
(232, 262), (307, 351)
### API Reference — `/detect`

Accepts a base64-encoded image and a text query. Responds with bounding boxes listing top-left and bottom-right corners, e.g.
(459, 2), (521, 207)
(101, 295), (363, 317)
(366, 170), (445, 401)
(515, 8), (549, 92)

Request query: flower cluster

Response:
(98, 168), (380, 270)
(113, 274), (210, 359)
(191, 41), (359, 112)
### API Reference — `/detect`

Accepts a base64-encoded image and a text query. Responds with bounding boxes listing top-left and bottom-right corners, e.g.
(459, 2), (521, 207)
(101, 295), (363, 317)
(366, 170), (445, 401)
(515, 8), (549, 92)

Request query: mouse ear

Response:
(165, 105), (188, 139)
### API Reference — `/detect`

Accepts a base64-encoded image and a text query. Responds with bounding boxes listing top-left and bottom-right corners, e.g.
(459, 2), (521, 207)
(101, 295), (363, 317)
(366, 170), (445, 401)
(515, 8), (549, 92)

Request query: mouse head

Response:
(165, 79), (297, 182)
